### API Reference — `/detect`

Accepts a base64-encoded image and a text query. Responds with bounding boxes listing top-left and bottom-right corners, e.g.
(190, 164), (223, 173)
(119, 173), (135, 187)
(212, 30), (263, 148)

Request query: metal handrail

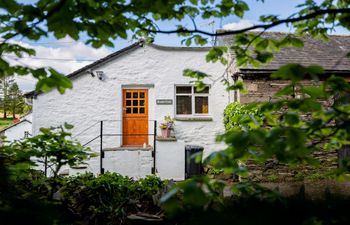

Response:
(74, 120), (158, 175)
(102, 133), (156, 136)
(82, 135), (100, 147)
(73, 121), (99, 138)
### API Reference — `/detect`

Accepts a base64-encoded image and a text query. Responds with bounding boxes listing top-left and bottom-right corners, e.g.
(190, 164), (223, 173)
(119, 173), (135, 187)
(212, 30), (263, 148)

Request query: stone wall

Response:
(246, 151), (338, 182)
(240, 78), (338, 182)
(240, 79), (320, 104)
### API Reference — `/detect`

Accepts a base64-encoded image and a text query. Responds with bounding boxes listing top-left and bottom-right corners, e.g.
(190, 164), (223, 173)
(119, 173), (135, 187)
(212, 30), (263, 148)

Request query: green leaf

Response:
(256, 51), (273, 64)
(206, 46), (228, 64)
(284, 112), (300, 125)
(64, 123), (74, 130)
(307, 65), (324, 76)
(185, 38), (192, 46)
(302, 86), (325, 98)
(275, 85), (294, 96)
(290, 37), (304, 48)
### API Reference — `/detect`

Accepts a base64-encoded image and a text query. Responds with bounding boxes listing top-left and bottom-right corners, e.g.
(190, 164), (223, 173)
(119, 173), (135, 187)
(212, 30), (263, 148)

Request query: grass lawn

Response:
(0, 118), (14, 130)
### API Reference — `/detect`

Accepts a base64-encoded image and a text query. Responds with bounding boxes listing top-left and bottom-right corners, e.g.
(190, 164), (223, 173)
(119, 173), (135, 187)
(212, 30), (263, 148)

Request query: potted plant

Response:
(160, 116), (174, 138)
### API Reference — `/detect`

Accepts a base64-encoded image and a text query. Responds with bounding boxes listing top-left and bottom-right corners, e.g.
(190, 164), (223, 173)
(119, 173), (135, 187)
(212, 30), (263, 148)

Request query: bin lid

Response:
(185, 145), (204, 151)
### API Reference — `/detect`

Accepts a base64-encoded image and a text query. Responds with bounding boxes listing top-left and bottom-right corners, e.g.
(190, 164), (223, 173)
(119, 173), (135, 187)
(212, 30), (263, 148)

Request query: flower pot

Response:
(161, 128), (171, 138)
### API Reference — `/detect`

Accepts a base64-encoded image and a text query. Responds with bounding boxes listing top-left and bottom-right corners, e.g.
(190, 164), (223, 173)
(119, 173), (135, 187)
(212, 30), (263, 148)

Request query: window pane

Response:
(140, 100), (145, 106)
(126, 108), (131, 113)
(133, 100), (138, 106)
(176, 86), (191, 94)
(140, 92), (145, 98)
(176, 96), (192, 114)
(126, 100), (131, 106)
(126, 92), (131, 98)
(133, 92), (138, 98)
(140, 107), (145, 113)
(133, 108), (138, 113)
(195, 97), (209, 114)
(194, 86), (209, 93)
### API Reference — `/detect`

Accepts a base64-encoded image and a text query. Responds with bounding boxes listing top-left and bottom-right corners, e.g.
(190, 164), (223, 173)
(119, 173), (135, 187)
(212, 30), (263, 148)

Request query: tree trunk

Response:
(3, 107), (6, 119)
(12, 103), (15, 119)
(3, 77), (7, 119)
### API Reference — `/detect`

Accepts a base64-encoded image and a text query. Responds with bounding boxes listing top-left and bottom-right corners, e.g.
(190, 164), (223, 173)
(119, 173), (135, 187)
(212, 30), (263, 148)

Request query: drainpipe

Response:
(232, 72), (241, 102)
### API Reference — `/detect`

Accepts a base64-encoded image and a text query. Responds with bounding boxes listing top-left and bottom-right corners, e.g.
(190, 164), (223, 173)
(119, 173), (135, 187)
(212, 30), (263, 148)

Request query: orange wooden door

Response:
(122, 89), (148, 146)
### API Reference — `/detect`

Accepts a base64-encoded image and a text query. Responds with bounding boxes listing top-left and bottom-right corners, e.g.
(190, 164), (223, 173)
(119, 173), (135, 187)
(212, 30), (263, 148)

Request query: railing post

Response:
(44, 156), (48, 177)
(100, 120), (104, 175)
(152, 120), (157, 174)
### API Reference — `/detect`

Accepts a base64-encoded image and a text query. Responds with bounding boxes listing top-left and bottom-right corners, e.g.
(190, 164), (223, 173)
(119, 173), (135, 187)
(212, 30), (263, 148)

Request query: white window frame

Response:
(175, 85), (210, 116)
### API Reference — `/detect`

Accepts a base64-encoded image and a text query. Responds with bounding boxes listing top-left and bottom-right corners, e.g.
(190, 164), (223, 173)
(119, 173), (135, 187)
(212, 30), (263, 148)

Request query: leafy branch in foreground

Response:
(1, 1), (349, 94)
(162, 64), (350, 220)
(5, 123), (94, 179)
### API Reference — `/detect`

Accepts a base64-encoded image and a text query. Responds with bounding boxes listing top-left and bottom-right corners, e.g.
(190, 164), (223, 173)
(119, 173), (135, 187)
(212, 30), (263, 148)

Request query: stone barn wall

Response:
(239, 78), (339, 182)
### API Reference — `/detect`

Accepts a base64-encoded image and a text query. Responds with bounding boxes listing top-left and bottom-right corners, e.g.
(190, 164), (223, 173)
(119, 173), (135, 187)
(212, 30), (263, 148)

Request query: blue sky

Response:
(11, 0), (350, 91)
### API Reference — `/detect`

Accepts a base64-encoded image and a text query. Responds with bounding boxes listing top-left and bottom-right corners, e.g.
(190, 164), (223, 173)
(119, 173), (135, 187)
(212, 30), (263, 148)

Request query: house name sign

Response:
(156, 99), (173, 105)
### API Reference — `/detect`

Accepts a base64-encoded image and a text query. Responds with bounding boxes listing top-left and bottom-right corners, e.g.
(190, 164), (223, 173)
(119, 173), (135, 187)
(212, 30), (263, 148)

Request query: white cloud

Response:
(5, 36), (113, 92)
(222, 20), (255, 31)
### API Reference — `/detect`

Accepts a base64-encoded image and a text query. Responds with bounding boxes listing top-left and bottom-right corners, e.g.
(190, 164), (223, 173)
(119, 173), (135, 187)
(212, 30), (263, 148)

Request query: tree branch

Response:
(0, 0), (68, 45)
(142, 8), (350, 37)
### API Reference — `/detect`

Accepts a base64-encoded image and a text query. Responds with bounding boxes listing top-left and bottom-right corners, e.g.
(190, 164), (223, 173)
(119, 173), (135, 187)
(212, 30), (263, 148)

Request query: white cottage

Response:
(26, 41), (233, 179)
(0, 113), (32, 143)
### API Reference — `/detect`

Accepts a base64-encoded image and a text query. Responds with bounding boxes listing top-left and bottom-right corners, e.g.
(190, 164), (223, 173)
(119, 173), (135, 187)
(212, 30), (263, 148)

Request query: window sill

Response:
(175, 116), (213, 121)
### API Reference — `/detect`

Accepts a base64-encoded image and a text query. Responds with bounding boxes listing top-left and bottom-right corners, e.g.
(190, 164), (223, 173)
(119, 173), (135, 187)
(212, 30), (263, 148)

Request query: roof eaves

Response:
(149, 43), (212, 51)
(0, 119), (32, 133)
(67, 40), (145, 80)
(239, 68), (350, 74)
(237, 68), (350, 80)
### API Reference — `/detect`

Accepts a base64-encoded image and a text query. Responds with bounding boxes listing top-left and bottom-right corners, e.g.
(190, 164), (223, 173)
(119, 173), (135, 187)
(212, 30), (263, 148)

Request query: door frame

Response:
(121, 88), (149, 146)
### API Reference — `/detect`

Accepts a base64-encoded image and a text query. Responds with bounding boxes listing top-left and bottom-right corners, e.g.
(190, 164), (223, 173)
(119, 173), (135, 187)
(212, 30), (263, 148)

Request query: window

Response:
(124, 90), (147, 115)
(175, 86), (209, 115)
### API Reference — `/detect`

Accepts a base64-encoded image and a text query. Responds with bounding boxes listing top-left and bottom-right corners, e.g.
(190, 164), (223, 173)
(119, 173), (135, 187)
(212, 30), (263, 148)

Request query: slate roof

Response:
(220, 32), (350, 74)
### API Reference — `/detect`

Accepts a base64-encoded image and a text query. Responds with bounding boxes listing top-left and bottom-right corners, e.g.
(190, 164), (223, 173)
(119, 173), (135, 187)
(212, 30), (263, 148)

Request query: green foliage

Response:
(1, 127), (166, 225)
(271, 64), (324, 82)
(163, 189), (350, 225)
(0, 135), (71, 225)
(0, 118), (13, 129)
(183, 69), (211, 91)
(1, 1), (350, 224)
(161, 176), (226, 216)
(163, 72), (350, 223)
(206, 46), (228, 64)
(60, 173), (166, 225)
(0, 0), (254, 93)
(8, 123), (94, 179)
(215, 73), (350, 170)
(7, 82), (25, 117)
(223, 102), (263, 131)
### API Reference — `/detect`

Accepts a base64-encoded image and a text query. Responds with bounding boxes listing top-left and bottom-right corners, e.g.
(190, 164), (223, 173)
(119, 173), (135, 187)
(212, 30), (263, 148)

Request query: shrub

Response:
(223, 102), (263, 131)
(60, 172), (166, 225)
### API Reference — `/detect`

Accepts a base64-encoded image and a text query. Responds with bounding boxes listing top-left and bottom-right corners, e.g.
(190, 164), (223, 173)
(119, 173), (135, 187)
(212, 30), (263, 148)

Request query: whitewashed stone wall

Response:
(156, 140), (185, 180)
(32, 44), (234, 178)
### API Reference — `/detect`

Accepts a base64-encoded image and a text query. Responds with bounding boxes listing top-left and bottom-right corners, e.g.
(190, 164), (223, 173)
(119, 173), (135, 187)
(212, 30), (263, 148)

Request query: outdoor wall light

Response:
(87, 70), (105, 81)
(95, 71), (105, 80)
